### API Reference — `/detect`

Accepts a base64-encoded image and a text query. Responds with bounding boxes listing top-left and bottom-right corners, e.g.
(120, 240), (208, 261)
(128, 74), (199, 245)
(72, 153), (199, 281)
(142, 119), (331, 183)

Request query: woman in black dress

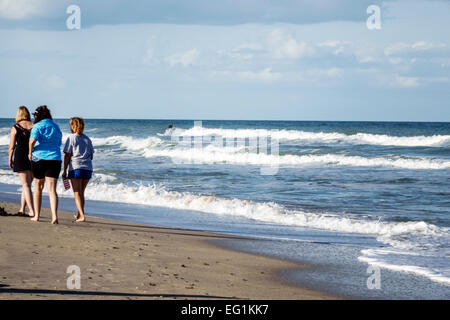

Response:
(8, 106), (35, 217)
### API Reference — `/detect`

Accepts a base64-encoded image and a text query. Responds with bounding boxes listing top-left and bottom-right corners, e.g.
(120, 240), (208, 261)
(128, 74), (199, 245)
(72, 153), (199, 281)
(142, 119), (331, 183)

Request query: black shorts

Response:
(31, 160), (62, 179)
(13, 150), (31, 172)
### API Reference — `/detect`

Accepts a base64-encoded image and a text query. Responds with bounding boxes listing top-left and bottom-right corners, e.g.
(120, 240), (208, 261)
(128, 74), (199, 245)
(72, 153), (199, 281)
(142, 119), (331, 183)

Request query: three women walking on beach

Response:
(8, 105), (93, 224)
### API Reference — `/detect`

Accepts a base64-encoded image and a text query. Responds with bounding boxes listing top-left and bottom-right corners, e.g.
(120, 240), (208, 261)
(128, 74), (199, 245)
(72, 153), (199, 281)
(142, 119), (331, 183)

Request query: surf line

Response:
(170, 120), (280, 175)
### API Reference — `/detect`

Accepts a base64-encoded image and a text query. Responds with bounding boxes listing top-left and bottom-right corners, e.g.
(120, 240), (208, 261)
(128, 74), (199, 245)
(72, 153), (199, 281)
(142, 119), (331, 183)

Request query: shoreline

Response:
(0, 201), (339, 300)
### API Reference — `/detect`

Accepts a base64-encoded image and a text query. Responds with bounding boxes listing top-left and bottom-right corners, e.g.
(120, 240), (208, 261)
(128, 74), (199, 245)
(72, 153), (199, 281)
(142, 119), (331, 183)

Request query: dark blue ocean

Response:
(1, 119), (449, 298)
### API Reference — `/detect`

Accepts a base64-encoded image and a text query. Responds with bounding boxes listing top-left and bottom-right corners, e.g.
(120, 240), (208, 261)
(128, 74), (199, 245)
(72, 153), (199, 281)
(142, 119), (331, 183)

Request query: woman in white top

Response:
(62, 117), (94, 222)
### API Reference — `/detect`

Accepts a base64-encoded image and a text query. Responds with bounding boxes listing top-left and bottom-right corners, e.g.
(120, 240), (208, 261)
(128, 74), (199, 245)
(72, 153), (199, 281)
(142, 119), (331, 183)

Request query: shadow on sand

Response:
(0, 284), (236, 299)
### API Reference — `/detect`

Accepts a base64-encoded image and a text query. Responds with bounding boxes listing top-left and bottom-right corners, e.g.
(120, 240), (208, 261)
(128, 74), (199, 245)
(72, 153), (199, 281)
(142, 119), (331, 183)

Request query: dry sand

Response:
(0, 201), (337, 300)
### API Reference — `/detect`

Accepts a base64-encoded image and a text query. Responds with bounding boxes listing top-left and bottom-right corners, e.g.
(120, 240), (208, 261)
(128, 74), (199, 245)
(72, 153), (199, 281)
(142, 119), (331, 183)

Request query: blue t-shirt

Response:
(30, 119), (62, 161)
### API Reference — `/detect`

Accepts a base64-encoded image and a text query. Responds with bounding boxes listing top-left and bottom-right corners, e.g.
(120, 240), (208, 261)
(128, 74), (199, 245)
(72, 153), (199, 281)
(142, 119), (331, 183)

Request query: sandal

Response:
(0, 207), (7, 216)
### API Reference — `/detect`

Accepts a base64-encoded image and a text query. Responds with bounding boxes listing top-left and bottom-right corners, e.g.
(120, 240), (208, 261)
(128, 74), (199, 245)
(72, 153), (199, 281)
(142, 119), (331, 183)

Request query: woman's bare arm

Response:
(8, 127), (16, 168)
(28, 138), (36, 161)
(63, 152), (72, 178)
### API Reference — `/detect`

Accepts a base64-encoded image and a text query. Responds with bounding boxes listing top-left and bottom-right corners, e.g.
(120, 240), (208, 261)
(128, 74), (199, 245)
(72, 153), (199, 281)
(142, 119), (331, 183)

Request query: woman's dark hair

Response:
(33, 105), (52, 124)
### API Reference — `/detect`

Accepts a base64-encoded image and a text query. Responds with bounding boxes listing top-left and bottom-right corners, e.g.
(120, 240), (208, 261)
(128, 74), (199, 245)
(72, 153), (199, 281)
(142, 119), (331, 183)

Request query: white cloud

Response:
(165, 48), (199, 67)
(390, 74), (420, 88)
(388, 57), (403, 65)
(318, 40), (353, 56)
(322, 67), (342, 78)
(212, 66), (344, 84)
(318, 40), (341, 48)
(297, 68), (343, 83)
(213, 67), (281, 82)
(142, 47), (157, 65)
(233, 43), (263, 52)
(237, 67), (281, 81)
(354, 46), (383, 64)
(217, 42), (264, 61)
(357, 56), (377, 63)
(411, 41), (442, 50)
(384, 41), (447, 56)
(266, 28), (315, 59)
(384, 43), (410, 56)
(38, 74), (66, 89)
(355, 68), (422, 89)
(440, 58), (450, 67)
(0, 0), (48, 20)
(424, 77), (449, 84)
(217, 50), (253, 61)
(388, 74), (449, 88)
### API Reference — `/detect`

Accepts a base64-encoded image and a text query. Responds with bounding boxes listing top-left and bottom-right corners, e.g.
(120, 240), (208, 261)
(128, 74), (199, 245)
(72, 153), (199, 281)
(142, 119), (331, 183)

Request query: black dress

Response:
(12, 123), (31, 172)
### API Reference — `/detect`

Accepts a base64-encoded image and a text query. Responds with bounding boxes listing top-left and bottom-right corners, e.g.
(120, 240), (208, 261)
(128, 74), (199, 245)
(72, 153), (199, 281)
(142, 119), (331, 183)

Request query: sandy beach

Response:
(0, 201), (337, 300)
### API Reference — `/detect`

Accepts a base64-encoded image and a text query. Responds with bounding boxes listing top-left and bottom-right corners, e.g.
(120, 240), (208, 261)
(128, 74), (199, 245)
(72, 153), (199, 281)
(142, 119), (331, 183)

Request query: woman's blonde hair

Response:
(70, 117), (85, 136)
(15, 106), (31, 122)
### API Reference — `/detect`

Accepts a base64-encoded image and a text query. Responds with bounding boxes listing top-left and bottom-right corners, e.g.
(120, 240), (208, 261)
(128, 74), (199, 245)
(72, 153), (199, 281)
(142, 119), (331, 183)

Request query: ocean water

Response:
(0, 119), (449, 297)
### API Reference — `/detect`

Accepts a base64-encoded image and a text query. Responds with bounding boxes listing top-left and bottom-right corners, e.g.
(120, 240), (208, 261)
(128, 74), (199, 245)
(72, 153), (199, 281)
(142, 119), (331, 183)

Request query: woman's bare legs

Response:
(19, 188), (26, 214)
(79, 179), (89, 221)
(18, 171), (35, 217)
(71, 178), (81, 219)
(45, 177), (59, 224)
(31, 178), (45, 222)
(71, 178), (88, 222)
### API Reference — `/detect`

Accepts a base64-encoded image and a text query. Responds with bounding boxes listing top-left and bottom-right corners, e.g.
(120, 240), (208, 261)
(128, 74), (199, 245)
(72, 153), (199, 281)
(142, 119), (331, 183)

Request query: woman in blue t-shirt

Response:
(28, 105), (62, 224)
(62, 117), (94, 222)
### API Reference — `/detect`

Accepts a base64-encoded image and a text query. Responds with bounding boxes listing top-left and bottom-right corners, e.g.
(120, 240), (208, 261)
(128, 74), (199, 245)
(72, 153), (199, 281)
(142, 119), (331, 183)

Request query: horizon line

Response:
(0, 117), (449, 123)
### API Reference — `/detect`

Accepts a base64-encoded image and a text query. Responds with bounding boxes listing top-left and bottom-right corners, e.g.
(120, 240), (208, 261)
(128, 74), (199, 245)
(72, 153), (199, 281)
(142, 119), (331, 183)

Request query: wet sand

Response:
(0, 201), (338, 300)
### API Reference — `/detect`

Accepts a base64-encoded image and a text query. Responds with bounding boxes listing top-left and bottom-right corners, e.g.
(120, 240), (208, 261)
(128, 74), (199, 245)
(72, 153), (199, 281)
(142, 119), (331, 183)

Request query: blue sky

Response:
(0, 0), (449, 121)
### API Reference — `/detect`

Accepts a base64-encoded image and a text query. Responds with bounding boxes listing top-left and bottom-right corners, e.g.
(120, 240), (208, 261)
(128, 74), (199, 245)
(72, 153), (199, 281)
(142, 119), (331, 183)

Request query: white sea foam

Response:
(359, 222), (450, 285)
(0, 132), (72, 146)
(91, 135), (163, 150)
(78, 182), (447, 239)
(90, 172), (118, 184)
(0, 168), (441, 240)
(69, 180), (450, 285)
(166, 127), (450, 147)
(0, 169), (448, 285)
(142, 146), (450, 170)
(0, 134), (10, 146)
(2, 125), (450, 148)
(0, 169), (19, 184)
(2, 124), (450, 285)
(87, 134), (450, 170)
(359, 248), (450, 285)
